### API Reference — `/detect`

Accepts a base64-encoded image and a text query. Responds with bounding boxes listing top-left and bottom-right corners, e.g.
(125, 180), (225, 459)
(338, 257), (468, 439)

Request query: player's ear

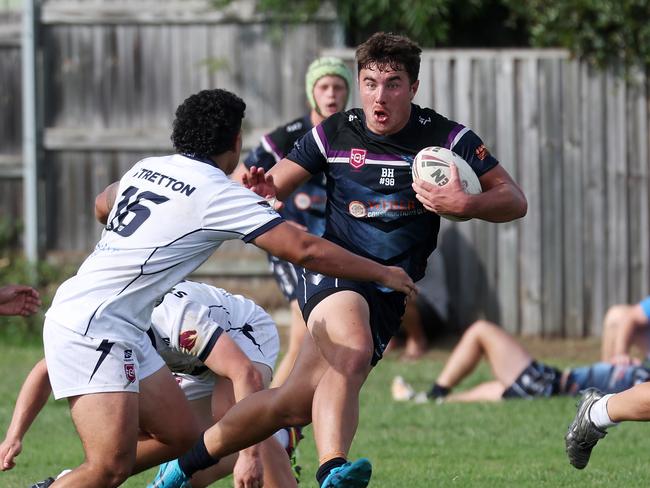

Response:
(410, 80), (419, 100)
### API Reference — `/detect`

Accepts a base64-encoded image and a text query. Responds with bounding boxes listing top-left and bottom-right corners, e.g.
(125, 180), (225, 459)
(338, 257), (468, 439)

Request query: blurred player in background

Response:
(233, 56), (353, 388)
(600, 296), (650, 365)
(392, 319), (650, 404)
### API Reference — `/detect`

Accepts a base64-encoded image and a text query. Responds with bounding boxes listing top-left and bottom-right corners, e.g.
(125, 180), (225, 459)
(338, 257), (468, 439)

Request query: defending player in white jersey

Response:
(40, 88), (415, 487)
(4, 280), (295, 487)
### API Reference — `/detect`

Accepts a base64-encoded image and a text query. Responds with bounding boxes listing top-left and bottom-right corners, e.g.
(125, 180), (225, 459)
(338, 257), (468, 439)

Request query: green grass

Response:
(1, 345), (649, 487)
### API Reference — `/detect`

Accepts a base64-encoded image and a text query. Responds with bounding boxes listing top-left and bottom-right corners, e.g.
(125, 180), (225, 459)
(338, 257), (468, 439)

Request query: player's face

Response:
(313, 75), (348, 119)
(359, 64), (418, 136)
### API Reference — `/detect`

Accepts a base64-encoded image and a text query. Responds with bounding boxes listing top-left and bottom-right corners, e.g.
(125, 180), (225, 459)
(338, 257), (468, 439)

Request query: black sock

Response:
(316, 457), (347, 486)
(428, 383), (450, 399)
(178, 433), (220, 477)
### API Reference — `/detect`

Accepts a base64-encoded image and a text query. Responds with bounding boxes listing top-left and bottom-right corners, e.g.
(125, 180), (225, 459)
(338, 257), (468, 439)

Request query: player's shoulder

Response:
(411, 105), (457, 133)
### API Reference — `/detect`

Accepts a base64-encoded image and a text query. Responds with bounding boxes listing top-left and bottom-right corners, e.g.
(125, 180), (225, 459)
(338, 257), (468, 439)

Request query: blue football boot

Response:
(146, 459), (190, 488)
(321, 458), (372, 488)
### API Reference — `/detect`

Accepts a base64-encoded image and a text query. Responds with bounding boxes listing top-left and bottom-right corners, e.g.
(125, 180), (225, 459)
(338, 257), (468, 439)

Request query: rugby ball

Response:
(412, 146), (482, 221)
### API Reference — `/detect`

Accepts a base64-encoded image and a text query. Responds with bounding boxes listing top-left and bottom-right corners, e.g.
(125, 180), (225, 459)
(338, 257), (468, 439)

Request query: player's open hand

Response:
(413, 164), (470, 217)
(242, 166), (283, 211)
(0, 284), (41, 317)
(233, 447), (264, 488)
(0, 436), (22, 471)
(381, 266), (417, 298)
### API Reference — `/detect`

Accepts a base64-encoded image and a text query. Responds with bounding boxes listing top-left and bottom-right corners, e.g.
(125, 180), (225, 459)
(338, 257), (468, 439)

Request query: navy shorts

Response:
(296, 269), (407, 366)
(267, 254), (300, 302)
(502, 361), (562, 399)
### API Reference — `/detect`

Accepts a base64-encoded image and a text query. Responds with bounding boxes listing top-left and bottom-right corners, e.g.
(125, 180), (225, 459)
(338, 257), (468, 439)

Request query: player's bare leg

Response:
(201, 333), (327, 457)
(600, 304), (650, 361)
(189, 363), (297, 488)
(133, 366), (201, 473)
(51, 392), (139, 487)
(436, 320), (531, 389)
(444, 380), (506, 402)
(271, 300), (307, 387)
(307, 291), (373, 464)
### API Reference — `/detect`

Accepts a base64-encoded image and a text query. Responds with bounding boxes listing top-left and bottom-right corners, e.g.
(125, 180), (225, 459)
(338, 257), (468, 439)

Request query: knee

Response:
(468, 319), (496, 336)
(331, 346), (373, 379)
(273, 387), (312, 426)
(604, 305), (629, 331)
(85, 459), (133, 487)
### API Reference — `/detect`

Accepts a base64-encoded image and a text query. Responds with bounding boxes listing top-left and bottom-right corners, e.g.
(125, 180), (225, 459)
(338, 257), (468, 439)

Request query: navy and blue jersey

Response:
(244, 115), (326, 236)
(287, 104), (499, 281)
(565, 362), (650, 395)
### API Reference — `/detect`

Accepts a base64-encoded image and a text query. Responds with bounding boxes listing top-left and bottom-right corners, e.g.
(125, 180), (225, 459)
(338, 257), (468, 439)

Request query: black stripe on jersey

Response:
(242, 217), (284, 243)
(198, 326), (225, 362)
(83, 227), (266, 336)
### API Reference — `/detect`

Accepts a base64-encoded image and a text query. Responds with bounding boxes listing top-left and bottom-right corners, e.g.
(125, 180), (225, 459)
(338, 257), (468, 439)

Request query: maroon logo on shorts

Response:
(124, 363), (136, 383)
(349, 148), (367, 169)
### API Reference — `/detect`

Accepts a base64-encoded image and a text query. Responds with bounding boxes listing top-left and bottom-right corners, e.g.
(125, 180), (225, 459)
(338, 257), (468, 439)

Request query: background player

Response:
(152, 32), (526, 488)
(391, 319), (650, 403)
(41, 87), (414, 487)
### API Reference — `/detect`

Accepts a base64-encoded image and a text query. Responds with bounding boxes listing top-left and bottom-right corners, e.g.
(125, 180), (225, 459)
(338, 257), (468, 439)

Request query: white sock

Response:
(273, 428), (289, 449)
(588, 394), (618, 429)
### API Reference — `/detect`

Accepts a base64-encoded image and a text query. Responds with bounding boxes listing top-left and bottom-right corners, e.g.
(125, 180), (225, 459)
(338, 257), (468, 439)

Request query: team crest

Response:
(349, 148), (367, 169)
(124, 363), (136, 383)
(179, 330), (198, 352)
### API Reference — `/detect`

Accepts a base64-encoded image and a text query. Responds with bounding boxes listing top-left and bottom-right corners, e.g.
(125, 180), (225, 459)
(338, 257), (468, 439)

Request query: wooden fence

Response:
(1, 2), (649, 337)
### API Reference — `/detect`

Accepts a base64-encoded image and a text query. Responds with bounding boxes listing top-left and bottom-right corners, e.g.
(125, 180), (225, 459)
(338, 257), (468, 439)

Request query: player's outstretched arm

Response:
(253, 222), (416, 297)
(203, 333), (265, 488)
(0, 284), (41, 317)
(0, 359), (51, 471)
(94, 181), (120, 224)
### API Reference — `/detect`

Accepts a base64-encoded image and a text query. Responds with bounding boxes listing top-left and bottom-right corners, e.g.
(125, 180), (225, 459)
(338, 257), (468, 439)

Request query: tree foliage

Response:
(505, 0), (650, 69)
(215, 0), (650, 69)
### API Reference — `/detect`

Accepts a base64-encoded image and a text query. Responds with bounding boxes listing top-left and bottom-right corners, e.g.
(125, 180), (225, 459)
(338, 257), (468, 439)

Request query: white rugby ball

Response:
(412, 146), (482, 221)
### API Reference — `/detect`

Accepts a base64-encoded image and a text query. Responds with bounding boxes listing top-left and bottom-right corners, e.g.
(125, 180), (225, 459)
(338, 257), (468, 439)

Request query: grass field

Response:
(1, 340), (649, 487)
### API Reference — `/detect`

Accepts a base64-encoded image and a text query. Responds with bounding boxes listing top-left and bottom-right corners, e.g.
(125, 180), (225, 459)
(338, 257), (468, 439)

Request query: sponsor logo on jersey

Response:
(293, 192), (312, 210)
(124, 363), (136, 383)
(475, 144), (489, 160)
(179, 330), (198, 352)
(124, 349), (133, 360)
(349, 148), (367, 169)
(348, 200), (368, 218)
(418, 116), (431, 125)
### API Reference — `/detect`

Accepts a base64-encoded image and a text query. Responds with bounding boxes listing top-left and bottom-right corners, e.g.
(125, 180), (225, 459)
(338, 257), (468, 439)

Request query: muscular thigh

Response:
(138, 365), (201, 443)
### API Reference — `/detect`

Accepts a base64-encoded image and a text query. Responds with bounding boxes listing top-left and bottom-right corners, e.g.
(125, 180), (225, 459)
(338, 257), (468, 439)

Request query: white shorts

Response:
(43, 318), (165, 400)
(228, 311), (280, 372)
(174, 371), (216, 401)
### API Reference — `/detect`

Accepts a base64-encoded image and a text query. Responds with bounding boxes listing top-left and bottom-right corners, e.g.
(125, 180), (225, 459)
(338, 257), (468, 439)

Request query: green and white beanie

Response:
(305, 56), (353, 112)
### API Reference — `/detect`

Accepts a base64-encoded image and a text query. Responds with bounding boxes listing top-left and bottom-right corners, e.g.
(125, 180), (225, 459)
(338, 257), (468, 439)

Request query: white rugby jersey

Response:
(149, 280), (275, 375)
(46, 154), (282, 342)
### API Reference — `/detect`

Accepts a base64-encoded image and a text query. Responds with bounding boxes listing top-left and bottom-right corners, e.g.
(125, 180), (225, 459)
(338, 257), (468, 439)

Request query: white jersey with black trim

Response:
(149, 280), (276, 375)
(46, 154), (282, 342)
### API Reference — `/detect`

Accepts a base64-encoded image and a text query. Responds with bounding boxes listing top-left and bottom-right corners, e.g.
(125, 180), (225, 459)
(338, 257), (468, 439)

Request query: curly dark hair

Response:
(356, 32), (422, 84)
(171, 89), (246, 158)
